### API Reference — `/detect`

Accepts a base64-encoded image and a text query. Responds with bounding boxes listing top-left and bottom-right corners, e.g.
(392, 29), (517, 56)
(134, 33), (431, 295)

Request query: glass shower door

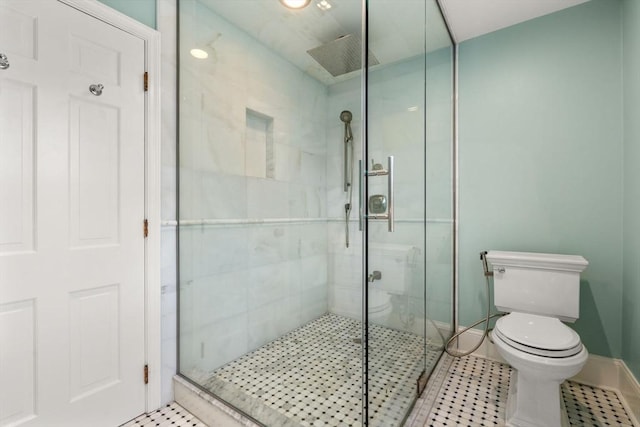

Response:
(363, 1), (454, 425)
(176, 0), (452, 424)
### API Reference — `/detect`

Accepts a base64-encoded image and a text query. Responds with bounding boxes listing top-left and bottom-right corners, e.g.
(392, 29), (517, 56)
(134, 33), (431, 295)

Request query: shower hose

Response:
(444, 252), (504, 358)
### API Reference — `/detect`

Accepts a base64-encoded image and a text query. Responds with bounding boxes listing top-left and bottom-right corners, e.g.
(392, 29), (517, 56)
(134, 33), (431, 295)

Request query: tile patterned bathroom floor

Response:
(120, 402), (206, 427)
(418, 355), (637, 427)
(125, 356), (637, 427)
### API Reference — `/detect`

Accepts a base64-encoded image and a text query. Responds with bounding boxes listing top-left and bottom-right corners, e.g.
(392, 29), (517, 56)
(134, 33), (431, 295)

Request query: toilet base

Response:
(505, 370), (569, 427)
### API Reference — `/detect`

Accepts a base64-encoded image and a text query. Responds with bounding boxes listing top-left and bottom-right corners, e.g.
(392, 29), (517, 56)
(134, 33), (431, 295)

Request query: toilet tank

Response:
(485, 251), (588, 322)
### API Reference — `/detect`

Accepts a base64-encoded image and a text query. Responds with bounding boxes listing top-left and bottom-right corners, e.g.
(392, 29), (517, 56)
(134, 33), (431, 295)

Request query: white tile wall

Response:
(177, 0), (329, 375)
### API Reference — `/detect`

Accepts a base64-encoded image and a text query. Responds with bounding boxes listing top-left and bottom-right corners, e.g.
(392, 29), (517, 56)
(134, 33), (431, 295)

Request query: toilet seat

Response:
(495, 312), (583, 358)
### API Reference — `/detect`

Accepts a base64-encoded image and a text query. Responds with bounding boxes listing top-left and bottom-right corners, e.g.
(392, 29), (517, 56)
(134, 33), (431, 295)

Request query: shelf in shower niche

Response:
(245, 109), (274, 180)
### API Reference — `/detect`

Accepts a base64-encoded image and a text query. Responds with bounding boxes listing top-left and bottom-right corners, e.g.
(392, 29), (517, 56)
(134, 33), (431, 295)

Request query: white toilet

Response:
(485, 251), (589, 427)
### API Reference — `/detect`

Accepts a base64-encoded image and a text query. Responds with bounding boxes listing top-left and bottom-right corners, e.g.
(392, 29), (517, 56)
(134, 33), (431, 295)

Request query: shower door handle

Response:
(362, 156), (394, 232)
(387, 155), (394, 232)
(358, 159), (363, 231)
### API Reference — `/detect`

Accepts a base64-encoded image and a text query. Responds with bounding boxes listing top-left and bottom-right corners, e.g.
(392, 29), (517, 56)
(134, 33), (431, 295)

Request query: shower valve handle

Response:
(368, 271), (382, 282)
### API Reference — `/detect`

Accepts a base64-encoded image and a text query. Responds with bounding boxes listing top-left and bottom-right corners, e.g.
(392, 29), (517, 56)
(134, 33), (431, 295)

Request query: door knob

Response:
(0, 53), (9, 70)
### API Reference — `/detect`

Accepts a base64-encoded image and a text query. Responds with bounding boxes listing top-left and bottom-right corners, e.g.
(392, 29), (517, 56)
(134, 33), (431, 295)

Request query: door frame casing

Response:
(57, 0), (162, 412)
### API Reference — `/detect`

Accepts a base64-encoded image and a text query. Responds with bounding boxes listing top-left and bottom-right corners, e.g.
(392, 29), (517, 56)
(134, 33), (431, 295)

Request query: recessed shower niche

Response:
(245, 109), (274, 180)
(177, 0), (454, 425)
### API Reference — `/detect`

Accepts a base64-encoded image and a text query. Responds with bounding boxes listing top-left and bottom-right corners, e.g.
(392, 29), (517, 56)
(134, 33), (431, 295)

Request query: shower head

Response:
(340, 110), (352, 123)
(307, 34), (380, 77)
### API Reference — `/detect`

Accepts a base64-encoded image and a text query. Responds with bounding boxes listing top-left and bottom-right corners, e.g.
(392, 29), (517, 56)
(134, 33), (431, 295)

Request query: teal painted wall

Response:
(458, 0), (624, 358)
(97, 0), (156, 29)
(623, 0), (640, 379)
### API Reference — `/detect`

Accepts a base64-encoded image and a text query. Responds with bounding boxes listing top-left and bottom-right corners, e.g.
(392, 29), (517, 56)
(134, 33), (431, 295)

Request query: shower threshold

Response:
(177, 313), (441, 427)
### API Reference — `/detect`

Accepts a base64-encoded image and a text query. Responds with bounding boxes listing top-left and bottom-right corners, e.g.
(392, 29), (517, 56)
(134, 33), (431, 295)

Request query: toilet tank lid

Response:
(486, 251), (588, 272)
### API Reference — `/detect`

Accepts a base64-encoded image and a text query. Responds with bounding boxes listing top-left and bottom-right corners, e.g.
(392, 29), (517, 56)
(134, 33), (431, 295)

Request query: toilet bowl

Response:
(367, 289), (393, 321)
(491, 312), (588, 427)
(329, 243), (418, 326)
(330, 287), (393, 323)
(485, 251), (589, 427)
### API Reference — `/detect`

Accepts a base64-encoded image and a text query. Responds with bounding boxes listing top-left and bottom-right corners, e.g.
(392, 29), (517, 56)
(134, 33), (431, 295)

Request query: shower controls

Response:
(369, 195), (387, 214)
(89, 83), (104, 96)
(368, 270), (382, 283)
(0, 53), (9, 70)
(359, 156), (395, 232)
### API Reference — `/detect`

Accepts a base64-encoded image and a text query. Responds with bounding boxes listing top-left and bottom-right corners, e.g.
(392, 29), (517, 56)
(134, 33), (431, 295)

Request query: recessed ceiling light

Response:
(279, 0), (311, 9)
(190, 48), (208, 59)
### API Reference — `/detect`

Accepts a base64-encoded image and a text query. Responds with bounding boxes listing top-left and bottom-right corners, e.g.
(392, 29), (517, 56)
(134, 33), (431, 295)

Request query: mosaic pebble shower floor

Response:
(200, 313), (436, 427)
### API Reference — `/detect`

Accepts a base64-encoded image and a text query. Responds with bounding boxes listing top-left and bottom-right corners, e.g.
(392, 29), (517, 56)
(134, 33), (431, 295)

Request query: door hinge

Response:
(144, 364), (149, 384)
(143, 219), (149, 238)
(144, 72), (149, 92)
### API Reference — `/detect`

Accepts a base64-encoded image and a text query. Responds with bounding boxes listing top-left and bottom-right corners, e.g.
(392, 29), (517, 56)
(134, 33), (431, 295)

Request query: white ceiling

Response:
(439, 0), (590, 42)
(197, 0), (591, 85)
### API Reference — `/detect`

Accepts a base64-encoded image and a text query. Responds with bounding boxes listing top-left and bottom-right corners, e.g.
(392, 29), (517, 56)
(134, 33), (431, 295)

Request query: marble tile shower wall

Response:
(178, 0), (329, 375)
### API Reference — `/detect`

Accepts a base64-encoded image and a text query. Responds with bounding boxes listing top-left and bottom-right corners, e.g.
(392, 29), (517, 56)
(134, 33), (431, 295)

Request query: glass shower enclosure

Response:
(177, 1), (454, 425)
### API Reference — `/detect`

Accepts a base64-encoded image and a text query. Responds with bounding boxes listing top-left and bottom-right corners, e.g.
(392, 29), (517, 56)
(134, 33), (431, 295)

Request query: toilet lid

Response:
(495, 313), (583, 358)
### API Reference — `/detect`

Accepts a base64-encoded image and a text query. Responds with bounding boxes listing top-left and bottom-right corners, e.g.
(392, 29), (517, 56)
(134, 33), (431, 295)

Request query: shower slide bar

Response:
(359, 155), (394, 232)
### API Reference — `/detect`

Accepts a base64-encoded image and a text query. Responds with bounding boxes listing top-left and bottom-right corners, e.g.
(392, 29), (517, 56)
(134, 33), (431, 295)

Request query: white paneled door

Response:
(0, 1), (146, 426)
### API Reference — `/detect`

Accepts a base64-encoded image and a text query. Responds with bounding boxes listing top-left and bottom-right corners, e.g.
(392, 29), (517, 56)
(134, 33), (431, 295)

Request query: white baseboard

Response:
(453, 326), (640, 426)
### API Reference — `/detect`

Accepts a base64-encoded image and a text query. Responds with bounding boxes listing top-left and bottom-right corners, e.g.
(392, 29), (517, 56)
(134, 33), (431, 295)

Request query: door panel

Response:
(364, 1), (454, 425)
(0, 5), (37, 61)
(0, 79), (35, 254)
(68, 98), (121, 247)
(0, 1), (146, 425)
(68, 284), (121, 402)
(0, 299), (36, 426)
(365, 1), (428, 426)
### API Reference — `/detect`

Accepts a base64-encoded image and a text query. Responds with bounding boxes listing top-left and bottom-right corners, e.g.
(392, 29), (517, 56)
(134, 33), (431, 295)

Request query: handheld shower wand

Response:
(341, 110), (353, 192)
(341, 110), (354, 247)
(341, 110), (353, 143)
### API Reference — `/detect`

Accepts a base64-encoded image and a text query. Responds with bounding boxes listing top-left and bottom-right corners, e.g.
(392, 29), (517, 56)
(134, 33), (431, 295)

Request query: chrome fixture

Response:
(341, 110), (355, 248)
(368, 270), (382, 283)
(89, 83), (104, 96)
(0, 53), (9, 70)
(359, 156), (395, 232)
(341, 110), (353, 192)
(368, 195), (387, 214)
(307, 35), (380, 77)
